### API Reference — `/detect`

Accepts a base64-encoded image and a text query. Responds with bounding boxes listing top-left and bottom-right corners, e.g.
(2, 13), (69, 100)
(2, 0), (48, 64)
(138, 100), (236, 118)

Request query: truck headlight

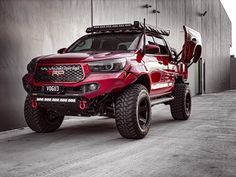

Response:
(88, 58), (126, 72)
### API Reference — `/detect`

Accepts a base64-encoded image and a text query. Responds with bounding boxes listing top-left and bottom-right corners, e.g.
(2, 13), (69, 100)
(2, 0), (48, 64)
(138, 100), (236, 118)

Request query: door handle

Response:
(158, 61), (163, 64)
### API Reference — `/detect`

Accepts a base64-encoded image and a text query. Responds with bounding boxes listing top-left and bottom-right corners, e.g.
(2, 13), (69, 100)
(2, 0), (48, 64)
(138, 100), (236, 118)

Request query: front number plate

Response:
(44, 86), (63, 93)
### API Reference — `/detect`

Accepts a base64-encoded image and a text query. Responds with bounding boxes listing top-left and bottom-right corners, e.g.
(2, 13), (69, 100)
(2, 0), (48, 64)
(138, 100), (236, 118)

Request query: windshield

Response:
(67, 33), (141, 52)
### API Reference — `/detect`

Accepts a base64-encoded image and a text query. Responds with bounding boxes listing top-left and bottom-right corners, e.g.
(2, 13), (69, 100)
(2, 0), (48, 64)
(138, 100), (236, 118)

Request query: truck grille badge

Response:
(35, 64), (84, 82)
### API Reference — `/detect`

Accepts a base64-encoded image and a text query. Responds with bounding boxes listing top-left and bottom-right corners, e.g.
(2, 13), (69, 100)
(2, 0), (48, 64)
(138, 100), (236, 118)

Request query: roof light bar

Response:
(86, 21), (170, 36)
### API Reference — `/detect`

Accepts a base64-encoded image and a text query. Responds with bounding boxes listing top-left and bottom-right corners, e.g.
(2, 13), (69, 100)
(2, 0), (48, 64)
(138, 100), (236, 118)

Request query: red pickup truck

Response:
(23, 21), (202, 139)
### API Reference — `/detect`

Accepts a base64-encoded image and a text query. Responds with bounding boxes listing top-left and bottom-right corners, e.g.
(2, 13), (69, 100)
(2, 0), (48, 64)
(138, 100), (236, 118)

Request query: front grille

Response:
(35, 64), (84, 83)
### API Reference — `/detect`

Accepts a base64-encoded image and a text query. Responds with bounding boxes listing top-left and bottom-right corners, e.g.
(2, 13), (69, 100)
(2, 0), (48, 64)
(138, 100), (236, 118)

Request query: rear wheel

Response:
(24, 96), (64, 133)
(170, 83), (191, 120)
(115, 84), (151, 139)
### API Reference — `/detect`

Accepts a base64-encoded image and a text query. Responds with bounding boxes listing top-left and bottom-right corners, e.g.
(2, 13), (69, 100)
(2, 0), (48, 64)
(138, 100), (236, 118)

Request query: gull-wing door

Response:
(181, 26), (202, 64)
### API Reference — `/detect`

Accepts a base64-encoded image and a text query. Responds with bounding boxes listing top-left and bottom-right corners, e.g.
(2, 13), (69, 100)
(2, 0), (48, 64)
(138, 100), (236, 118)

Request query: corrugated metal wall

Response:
(0, 0), (231, 131)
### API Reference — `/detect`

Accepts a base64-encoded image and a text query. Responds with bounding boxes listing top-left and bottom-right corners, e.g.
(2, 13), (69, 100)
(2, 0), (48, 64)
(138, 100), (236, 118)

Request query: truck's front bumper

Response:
(23, 71), (137, 100)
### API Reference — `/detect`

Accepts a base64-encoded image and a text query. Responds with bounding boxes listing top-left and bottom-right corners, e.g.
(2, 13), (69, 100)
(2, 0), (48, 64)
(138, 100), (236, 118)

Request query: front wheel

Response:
(115, 84), (151, 139)
(24, 96), (64, 133)
(170, 83), (191, 120)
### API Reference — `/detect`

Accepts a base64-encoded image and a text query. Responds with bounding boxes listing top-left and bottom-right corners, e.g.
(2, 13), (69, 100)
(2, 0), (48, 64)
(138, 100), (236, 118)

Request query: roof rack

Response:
(86, 21), (170, 36)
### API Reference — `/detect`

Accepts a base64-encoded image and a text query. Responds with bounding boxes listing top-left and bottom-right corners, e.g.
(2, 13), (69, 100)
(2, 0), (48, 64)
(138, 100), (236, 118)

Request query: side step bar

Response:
(151, 96), (174, 107)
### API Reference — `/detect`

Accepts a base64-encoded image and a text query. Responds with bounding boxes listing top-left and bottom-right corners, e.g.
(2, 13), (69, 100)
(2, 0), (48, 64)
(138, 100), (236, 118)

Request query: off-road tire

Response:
(115, 84), (151, 139)
(170, 83), (191, 120)
(24, 95), (64, 133)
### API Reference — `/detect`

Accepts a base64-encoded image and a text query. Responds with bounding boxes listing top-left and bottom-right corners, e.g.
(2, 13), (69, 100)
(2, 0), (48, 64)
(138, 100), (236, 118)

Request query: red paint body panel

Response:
(23, 50), (188, 99)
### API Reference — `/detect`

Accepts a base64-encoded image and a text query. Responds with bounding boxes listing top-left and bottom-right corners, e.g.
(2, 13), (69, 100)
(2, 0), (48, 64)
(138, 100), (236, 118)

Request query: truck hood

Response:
(36, 51), (135, 64)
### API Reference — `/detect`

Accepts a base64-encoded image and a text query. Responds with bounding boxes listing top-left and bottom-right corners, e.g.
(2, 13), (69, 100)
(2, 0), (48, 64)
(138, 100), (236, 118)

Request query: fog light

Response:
(23, 83), (31, 93)
(88, 83), (98, 91)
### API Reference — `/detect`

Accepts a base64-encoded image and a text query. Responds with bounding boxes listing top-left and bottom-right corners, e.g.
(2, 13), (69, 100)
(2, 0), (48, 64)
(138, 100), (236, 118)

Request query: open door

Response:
(182, 26), (202, 64)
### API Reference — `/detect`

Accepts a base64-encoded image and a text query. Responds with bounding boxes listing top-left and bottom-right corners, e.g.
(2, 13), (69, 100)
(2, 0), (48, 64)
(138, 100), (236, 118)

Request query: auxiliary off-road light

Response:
(36, 97), (77, 103)
(88, 58), (126, 72)
(27, 60), (37, 73)
(22, 74), (33, 93)
(88, 83), (98, 91)
(83, 83), (99, 93)
(23, 83), (31, 93)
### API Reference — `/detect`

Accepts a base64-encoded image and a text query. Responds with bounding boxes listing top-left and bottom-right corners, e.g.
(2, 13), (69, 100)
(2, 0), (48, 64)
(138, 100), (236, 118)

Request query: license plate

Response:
(44, 86), (63, 93)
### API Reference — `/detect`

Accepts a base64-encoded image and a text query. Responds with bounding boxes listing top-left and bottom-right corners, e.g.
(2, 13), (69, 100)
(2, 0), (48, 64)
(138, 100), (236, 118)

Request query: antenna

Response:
(143, 18), (146, 55)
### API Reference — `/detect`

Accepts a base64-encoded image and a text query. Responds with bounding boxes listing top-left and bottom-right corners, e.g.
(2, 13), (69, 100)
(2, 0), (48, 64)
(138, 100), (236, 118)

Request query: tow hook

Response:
(79, 101), (87, 110)
(31, 99), (38, 109)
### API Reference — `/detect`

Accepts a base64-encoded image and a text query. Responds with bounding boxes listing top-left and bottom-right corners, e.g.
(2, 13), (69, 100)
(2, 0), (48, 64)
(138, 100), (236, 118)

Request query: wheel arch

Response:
(175, 76), (185, 84)
(133, 74), (151, 92)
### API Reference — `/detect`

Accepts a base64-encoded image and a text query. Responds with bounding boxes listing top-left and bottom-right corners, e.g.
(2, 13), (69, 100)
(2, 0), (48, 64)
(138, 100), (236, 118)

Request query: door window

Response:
(153, 36), (168, 55)
(145, 35), (155, 45)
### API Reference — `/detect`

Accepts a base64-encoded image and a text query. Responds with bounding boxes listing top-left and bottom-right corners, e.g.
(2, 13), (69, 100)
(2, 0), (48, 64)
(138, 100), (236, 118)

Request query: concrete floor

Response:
(0, 91), (236, 177)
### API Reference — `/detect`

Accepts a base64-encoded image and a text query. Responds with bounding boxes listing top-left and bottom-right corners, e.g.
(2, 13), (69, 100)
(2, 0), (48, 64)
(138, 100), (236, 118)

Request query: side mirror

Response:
(57, 48), (66, 54)
(145, 44), (160, 54)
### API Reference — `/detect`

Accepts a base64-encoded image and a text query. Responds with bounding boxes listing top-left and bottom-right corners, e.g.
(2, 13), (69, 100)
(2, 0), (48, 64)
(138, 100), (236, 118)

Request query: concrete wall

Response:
(0, 0), (91, 131)
(0, 0), (231, 131)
